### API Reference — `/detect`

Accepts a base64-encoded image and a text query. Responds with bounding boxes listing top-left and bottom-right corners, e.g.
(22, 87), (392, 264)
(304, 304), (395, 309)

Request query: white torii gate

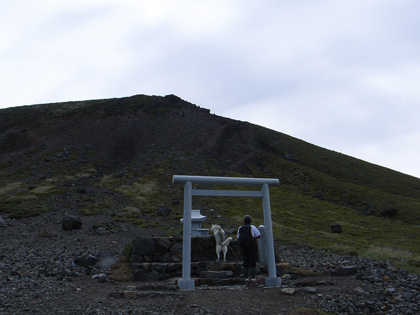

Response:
(172, 175), (282, 290)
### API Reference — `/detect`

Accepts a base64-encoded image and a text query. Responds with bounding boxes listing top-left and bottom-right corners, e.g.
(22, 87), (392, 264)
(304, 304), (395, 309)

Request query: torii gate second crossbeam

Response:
(172, 175), (282, 290)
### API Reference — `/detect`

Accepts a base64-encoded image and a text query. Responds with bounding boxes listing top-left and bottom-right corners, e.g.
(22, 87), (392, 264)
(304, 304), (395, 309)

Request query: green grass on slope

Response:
(245, 150), (420, 225)
(269, 187), (419, 254)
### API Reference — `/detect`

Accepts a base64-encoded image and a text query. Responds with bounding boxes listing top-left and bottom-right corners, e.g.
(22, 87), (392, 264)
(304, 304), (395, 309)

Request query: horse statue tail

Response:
(221, 237), (233, 247)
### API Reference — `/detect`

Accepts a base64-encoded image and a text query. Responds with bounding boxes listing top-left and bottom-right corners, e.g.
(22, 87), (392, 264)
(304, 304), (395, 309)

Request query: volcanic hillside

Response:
(1, 94), (419, 271)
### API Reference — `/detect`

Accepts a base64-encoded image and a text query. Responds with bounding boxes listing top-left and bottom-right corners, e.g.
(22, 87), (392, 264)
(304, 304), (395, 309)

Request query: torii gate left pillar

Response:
(172, 175), (281, 290)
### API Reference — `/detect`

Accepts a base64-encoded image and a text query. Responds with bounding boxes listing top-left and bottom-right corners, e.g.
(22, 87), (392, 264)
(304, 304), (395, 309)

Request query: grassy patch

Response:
(0, 182), (27, 194)
(363, 245), (420, 273)
(96, 174), (166, 210)
(109, 262), (134, 282)
(78, 200), (114, 216)
(29, 185), (58, 194)
(40, 167), (96, 185)
(328, 243), (359, 256)
(0, 195), (48, 218)
(96, 174), (122, 189)
(364, 245), (416, 261)
(116, 181), (157, 197)
(115, 179), (164, 211)
(111, 206), (144, 226)
(0, 182), (49, 218)
(62, 167), (97, 181)
(110, 206), (172, 230)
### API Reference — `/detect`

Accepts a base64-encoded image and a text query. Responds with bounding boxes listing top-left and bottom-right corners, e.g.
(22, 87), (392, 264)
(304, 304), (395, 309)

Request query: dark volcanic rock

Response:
(61, 214), (82, 231)
(0, 216), (7, 228)
(131, 236), (155, 258)
(74, 253), (99, 267)
(157, 206), (171, 217)
(380, 208), (398, 217)
(330, 223), (342, 233)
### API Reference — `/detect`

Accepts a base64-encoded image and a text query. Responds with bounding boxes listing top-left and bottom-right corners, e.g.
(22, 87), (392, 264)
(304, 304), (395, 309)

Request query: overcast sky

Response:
(1, 1), (420, 178)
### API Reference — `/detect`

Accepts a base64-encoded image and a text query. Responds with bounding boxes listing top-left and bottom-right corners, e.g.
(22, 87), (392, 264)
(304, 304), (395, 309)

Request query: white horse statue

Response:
(210, 224), (233, 262)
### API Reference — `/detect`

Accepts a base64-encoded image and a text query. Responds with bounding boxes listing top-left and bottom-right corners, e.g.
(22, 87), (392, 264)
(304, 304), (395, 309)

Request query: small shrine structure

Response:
(180, 209), (209, 237)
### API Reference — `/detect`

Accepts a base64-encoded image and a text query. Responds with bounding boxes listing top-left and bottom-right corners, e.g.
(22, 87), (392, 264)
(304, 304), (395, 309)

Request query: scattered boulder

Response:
(282, 288), (295, 295)
(313, 190), (324, 200)
(74, 252), (117, 270)
(276, 263), (284, 276)
(361, 205), (375, 215)
(62, 214), (82, 231)
(131, 237), (155, 263)
(157, 206), (171, 217)
(37, 229), (53, 238)
(91, 273), (108, 283)
(380, 208), (398, 218)
(0, 216), (8, 228)
(284, 153), (293, 160)
(330, 223), (342, 233)
(299, 286), (317, 294)
(94, 252), (118, 269)
(76, 187), (87, 194)
(403, 291), (414, 302)
(74, 253), (99, 267)
(331, 265), (358, 276)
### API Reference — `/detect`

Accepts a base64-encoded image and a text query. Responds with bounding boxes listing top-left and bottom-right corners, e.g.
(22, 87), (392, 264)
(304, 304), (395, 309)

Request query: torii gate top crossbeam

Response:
(172, 175), (279, 186)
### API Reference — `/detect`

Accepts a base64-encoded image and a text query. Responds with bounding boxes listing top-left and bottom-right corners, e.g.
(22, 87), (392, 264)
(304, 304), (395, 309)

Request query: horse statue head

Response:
(210, 223), (222, 234)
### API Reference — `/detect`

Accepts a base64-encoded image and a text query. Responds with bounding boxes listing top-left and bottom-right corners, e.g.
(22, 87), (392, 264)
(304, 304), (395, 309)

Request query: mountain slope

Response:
(1, 94), (419, 270)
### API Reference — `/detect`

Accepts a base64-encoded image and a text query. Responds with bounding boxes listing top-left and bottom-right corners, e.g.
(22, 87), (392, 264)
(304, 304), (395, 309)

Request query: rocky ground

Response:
(0, 211), (419, 315)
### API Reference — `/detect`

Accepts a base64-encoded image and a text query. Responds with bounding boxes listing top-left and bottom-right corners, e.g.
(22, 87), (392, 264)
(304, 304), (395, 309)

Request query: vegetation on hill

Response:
(1, 94), (419, 272)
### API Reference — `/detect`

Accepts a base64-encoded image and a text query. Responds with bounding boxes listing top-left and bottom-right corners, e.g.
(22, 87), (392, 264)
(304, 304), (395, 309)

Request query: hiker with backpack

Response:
(237, 215), (261, 287)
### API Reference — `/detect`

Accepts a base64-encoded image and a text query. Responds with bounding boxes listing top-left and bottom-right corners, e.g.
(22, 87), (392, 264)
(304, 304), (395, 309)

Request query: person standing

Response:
(237, 215), (261, 287)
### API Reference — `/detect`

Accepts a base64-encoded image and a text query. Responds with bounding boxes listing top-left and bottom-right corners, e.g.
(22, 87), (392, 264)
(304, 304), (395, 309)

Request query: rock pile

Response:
(279, 246), (420, 314)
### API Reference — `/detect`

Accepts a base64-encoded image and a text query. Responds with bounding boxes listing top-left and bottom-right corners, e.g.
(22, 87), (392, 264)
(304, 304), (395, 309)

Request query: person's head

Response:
(244, 215), (252, 224)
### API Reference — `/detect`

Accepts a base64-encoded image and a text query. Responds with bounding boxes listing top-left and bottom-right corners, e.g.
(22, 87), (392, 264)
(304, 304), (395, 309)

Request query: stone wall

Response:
(129, 236), (248, 282)
(130, 236), (242, 264)
(129, 236), (281, 282)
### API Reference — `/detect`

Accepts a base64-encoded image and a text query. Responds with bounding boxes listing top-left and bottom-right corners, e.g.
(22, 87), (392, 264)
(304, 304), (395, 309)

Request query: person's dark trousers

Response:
(242, 243), (257, 279)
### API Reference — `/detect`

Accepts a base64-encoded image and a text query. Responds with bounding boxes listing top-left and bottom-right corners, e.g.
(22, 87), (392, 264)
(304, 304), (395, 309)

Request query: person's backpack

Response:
(238, 225), (254, 247)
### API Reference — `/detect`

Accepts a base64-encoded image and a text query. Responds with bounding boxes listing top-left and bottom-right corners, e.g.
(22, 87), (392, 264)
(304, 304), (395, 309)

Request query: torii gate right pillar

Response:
(262, 183), (281, 287)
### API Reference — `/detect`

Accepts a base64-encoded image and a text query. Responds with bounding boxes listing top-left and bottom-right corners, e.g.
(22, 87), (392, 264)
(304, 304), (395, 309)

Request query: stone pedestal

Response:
(178, 279), (195, 290)
(265, 276), (282, 287)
